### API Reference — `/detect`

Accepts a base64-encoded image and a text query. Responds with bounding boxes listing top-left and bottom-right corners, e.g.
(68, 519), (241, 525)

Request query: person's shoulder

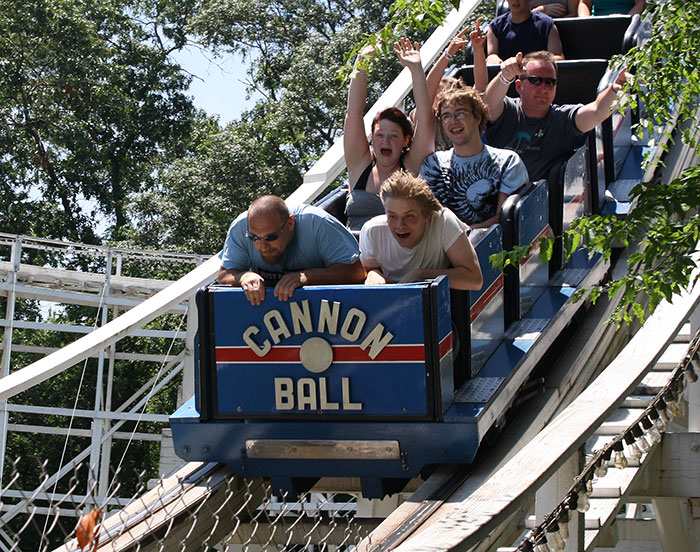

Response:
(531, 10), (554, 23)
(436, 207), (462, 225)
(227, 210), (249, 232)
(483, 144), (527, 168)
(430, 149), (455, 164)
(295, 203), (339, 223)
(484, 143), (519, 158)
(490, 12), (510, 27)
(436, 207), (470, 234)
(421, 149), (452, 170)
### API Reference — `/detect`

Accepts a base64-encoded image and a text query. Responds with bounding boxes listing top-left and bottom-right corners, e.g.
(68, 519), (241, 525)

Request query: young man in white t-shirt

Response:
(359, 170), (483, 290)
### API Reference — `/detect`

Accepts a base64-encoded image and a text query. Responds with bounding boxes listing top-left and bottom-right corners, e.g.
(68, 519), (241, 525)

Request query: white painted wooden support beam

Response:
(628, 432), (700, 498)
(612, 517), (660, 541)
(0, 318), (185, 339)
(534, 450), (581, 551)
(0, 261), (177, 296)
(6, 423), (161, 441)
(0, 255), (219, 402)
(0, 282), (187, 312)
(9, 344), (180, 363)
(652, 498), (689, 552)
(393, 280), (700, 552)
(6, 403), (170, 423)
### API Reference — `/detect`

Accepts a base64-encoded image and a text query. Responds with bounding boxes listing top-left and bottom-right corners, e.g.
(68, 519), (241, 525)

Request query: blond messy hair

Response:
(380, 170), (442, 217)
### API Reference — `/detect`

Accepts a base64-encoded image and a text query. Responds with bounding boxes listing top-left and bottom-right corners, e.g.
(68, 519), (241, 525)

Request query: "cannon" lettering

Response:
(243, 299), (393, 359)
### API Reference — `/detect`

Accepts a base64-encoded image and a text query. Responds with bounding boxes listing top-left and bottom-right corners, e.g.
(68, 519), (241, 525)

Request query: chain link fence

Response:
(0, 457), (380, 551)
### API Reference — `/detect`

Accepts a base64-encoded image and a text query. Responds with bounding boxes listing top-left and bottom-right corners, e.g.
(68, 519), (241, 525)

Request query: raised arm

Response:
(395, 38), (435, 173)
(344, 45), (376, 189)
(471, 20), (488, 93)
(574, 69), (628, 133)
(547, 24), (565, 60)
(426, 26), (470, 103)
(484, 53), (523, 122)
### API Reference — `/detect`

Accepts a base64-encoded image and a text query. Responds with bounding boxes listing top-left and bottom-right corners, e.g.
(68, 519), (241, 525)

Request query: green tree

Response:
(126, 0), (411, 252)
(0, 0), (196, 242)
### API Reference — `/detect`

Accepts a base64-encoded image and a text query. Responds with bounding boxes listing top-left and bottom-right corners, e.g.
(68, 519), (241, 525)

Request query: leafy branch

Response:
(339, 0), (493, 83)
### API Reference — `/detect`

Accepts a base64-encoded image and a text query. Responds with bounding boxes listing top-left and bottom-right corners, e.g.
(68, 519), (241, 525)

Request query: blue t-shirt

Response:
(489, 11), (554, 60)
(419, 145), (528, 225)
(220, 204), (361, 284)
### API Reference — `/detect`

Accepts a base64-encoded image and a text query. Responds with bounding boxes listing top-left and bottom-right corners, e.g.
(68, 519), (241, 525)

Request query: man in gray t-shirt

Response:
(483, 50), (629, 181)
(420, 86), (529, 228)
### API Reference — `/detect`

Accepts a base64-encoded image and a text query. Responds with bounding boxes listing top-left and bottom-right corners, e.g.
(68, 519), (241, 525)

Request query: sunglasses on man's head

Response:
(246, 219), (289, 242)
(520, 75), (558, 88)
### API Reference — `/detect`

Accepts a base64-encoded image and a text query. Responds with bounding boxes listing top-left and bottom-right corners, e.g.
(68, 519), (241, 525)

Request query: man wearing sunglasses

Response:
(218, 195), (365, 305)
(483, 50), (628, 180)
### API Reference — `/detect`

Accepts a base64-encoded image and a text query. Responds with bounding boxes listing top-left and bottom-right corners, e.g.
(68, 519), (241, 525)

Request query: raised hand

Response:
(395, 37), (422, 68)
(446, 25), (470, 58)
(612, 67), (631, 92)
(469, 18), (486, 50)
(500, 52), (524, 82)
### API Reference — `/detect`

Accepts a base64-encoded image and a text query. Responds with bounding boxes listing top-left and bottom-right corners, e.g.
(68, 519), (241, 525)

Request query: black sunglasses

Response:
(246, 219), (289, 242)
(520, 75), (557, 88)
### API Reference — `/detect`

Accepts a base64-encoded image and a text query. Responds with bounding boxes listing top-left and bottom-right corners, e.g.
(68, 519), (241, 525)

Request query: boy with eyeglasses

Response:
(483, 50), (629, 180)
(218, 195), (365, 305)
(419, 86), (528, 229)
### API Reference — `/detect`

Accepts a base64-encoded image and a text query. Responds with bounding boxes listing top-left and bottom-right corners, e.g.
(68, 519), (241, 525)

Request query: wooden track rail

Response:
(358, 277), (700, 552)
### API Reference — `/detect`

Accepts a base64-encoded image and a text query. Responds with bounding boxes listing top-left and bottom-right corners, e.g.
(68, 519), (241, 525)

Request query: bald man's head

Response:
(248, 195), (289, 224)
(246, 195), (295, 265)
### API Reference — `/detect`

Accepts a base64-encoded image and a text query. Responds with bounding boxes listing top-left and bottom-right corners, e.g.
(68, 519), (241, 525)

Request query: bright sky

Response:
(171, 45), (259, 125)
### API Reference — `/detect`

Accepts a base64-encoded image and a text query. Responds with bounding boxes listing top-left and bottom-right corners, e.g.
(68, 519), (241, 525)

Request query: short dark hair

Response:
(435, 86), (489, 134)
(521, 50), (558, 78)
(371, 107), (415, 148)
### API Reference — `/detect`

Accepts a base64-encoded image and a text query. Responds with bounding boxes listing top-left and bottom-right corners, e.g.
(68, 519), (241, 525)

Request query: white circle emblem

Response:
(299, 337), (333, 373)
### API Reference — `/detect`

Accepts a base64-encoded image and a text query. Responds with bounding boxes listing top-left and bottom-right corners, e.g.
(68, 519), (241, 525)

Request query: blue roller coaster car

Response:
(169, 276), (490, 499)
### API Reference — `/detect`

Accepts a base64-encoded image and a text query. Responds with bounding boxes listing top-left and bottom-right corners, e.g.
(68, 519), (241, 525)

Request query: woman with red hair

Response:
(344, 38), (435, 230)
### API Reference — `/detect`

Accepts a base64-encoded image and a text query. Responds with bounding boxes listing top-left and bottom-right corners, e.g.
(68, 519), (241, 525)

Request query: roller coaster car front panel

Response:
(170, 277), (481, 498)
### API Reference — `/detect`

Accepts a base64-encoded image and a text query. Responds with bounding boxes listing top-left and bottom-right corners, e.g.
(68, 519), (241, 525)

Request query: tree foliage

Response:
(0, 0), (195, 242)
(492, 0), (700, 325)
(126, 0), (412, 252)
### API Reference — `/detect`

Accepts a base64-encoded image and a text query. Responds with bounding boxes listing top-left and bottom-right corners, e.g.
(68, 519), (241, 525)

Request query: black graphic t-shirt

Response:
(419, 146), (528, 225)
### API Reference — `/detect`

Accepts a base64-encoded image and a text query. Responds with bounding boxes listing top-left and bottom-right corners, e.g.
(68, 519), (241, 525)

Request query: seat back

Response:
(556, 15), (636, 60)
(314, 185), (348, 225)
(500, 181), (550, 327)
